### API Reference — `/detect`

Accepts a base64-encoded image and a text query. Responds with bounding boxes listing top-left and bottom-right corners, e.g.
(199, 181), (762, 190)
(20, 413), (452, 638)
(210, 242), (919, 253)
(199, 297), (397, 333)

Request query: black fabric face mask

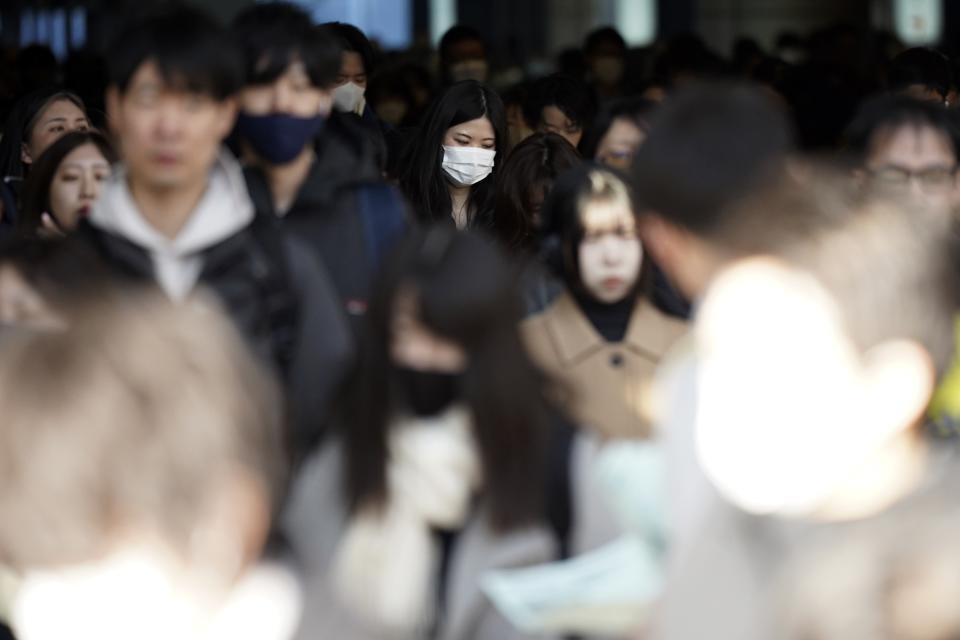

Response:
(395, 367), (463, 418)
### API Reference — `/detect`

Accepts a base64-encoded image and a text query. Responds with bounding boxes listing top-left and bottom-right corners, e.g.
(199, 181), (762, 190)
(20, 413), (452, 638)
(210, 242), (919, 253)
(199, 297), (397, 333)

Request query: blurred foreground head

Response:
(693, 168), (960, 517)
(0, 292), (288, 640)
(632, 81), (794, 299)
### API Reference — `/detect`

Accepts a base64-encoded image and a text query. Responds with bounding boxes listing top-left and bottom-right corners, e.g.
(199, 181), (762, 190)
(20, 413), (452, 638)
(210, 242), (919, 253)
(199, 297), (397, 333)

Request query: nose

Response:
(154, 103), (186, 139)
(79, 172), (97, 201)
(272, 85), (295, 113)
(599, 235), (622, 264)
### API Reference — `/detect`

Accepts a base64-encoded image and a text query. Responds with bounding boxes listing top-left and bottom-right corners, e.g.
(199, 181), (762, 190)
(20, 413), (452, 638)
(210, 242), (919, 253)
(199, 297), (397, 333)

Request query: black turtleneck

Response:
(572, 288), (636, 343)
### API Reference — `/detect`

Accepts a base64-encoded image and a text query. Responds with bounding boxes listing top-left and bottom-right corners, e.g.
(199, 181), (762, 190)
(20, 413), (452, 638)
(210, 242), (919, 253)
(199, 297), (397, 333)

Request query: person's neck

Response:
(260, 147), (315, 215)
(449, 184), (471, 229)
(129, 175), (209, 241)
(813, 428), (929, 522)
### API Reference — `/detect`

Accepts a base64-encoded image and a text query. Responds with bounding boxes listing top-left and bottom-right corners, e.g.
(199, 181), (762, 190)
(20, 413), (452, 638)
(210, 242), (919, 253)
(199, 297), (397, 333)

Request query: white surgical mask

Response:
(441, 145), (495, 187)
(333, 82), (366, 114)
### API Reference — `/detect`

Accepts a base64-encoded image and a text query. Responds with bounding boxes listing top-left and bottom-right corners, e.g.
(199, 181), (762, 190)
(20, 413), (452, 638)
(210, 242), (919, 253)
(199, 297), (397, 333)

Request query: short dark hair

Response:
(584, 27), (626, 56)
(887, 47), (952, 100)
(234, 3), (342, 89)
(842, 94), (960, 166)
(19, 131), (117, 235)
(340, 227), (553, 533)
(0, 88), (86, 180)
(439, 25), (486, 64)
(524, 73), (598, 136)
(324, 22), (376, 78)
(107, 6), (243, 100)
(397, 80), (507, 226)
(631, 81), (793, 238)
(492, 132), (581, 252)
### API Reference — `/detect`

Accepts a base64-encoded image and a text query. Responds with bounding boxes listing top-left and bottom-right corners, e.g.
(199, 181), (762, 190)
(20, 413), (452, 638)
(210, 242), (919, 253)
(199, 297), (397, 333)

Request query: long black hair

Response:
(339, 226), (552, 532)
(398, 80), (507, 227)
(19, 130), (117, 235)
(0, 88), (87, 181)
(492, 132), (581, 253)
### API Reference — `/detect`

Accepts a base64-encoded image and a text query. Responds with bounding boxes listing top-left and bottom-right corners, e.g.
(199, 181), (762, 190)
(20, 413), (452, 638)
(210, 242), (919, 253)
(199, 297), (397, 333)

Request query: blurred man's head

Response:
(693, 171), (959, 518)
(844, 95), (960, 210)
(0, 292), (286, 639)
(106, 7), (243, 194)
(631, 82), (794, 299)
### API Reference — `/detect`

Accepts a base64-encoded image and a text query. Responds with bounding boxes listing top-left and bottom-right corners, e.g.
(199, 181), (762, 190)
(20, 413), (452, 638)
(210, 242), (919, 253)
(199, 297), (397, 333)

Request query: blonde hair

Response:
(0, 290), (285, 570)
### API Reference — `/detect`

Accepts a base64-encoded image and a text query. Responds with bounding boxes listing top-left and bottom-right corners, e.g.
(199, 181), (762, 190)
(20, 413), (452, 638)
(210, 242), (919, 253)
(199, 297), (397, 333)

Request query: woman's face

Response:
(442, 116), (495, 150)
(23, 99), (90, 167)
(595, 117), (646, 171)
(390, 289), (466, 373)
(48, 143), (112, 230)
(576, 198), (643, 303)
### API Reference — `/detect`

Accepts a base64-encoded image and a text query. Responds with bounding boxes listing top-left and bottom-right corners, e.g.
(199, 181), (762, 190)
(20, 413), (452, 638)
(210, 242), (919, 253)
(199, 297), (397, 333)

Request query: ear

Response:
(215, 97), (238, 141)
(20, 142), (31, 166)
(862, 340), (935, 440)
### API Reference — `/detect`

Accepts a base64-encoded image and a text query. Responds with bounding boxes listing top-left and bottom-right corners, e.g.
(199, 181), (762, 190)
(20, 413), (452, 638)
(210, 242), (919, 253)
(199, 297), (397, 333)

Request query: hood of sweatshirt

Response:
(89, 150), (255, 300)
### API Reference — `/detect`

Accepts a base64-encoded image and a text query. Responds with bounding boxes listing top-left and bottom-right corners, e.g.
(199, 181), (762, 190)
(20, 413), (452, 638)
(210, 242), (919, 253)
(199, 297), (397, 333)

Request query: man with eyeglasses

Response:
(845, 95), (960, 210)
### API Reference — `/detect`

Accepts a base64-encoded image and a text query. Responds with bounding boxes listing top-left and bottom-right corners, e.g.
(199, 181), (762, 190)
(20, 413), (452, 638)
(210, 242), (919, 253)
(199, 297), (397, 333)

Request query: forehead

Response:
(37, 99), (85, 123)
(542, 105), (573, 126)
(448, 39), (485, 61)
(580, 198), (634, 231)
(446, 116), (494, 139)
(59, 143), (108, 166)
(341, 51), (365, 73)
(868, 123), (957, 169)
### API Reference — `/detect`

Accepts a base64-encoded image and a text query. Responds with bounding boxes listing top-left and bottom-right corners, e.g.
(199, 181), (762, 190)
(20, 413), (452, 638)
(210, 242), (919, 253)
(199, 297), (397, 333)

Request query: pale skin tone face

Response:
(390, 289), (466, 373)
(577, 199), (643, 303)
(442, 116), (496, 228)
(595, 117), (646, 171)
(335, 52), (367, 88)
(106, 61), (237, 238)
(865, 124), (959, 210)
(539, 105), (582, 148)
(22, 99), (90, 166)
(47, 143), (112, 230)
(239, 61), (332, 119)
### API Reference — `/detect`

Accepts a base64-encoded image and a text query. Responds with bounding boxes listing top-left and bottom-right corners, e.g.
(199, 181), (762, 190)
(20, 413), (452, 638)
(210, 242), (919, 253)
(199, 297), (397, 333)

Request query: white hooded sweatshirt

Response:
(89, 151), (255, 301)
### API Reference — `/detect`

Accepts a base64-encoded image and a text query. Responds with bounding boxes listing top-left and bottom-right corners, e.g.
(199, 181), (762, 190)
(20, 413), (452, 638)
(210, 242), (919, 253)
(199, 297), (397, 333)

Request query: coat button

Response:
(610, 353), (624, 368)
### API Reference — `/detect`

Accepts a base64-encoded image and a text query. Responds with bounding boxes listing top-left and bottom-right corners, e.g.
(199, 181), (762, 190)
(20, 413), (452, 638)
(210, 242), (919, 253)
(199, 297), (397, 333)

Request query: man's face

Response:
(866, 124), (959, 210)
(239, 60), (331, 118)
(107, 61), (236, 193)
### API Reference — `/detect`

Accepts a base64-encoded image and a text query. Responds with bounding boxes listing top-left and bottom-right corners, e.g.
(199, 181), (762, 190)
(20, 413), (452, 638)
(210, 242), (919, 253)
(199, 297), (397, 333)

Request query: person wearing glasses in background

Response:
(844, 95), (960, 211)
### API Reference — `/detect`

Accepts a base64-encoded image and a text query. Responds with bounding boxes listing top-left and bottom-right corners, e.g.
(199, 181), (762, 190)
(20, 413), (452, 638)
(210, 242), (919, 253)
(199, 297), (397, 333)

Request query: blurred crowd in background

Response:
(0, 2), (958, 640)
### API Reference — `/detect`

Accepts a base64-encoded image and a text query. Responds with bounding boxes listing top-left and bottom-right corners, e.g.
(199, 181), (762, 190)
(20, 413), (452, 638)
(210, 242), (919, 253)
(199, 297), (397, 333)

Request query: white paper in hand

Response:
(481, 536), (661, 636)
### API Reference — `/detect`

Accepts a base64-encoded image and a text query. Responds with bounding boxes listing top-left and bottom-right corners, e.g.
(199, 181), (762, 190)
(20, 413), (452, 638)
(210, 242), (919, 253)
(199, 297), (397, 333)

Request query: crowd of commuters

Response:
(0, 4), (959, 640)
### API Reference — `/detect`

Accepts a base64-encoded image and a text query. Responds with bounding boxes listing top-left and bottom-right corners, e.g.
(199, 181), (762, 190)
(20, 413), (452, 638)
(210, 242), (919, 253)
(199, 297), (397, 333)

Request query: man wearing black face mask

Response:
(233, 3), (407, 334)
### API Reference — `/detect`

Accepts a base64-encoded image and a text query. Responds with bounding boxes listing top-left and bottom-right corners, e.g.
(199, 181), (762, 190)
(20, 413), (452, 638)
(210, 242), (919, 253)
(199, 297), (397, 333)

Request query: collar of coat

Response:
(542, 292), (677, 366)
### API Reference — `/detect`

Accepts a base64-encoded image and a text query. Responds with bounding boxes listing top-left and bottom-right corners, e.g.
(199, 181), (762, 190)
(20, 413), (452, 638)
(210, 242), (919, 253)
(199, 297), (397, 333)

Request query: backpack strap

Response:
(357, 182), (407, 268)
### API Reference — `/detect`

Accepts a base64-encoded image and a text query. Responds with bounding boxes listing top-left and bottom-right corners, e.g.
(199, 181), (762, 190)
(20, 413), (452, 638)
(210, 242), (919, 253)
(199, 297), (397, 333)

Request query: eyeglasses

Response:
(869, 165), (958, 192)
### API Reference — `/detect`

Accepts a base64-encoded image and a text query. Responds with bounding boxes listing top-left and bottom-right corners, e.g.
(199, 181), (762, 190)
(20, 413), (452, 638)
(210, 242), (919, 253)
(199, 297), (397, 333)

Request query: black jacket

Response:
(76, 212), (353, 455)
(245, 114), (407, 332)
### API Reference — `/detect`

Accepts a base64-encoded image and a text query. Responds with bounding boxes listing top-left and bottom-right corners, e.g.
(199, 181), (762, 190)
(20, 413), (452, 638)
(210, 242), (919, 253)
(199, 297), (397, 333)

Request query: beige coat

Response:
(522, 293), (687, 439)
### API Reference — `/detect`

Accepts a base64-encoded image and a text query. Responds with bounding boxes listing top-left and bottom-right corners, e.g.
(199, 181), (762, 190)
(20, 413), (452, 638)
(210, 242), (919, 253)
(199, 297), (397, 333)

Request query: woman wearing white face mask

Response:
(398, 80), (507, 229)
(522, 166), (687, 440)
